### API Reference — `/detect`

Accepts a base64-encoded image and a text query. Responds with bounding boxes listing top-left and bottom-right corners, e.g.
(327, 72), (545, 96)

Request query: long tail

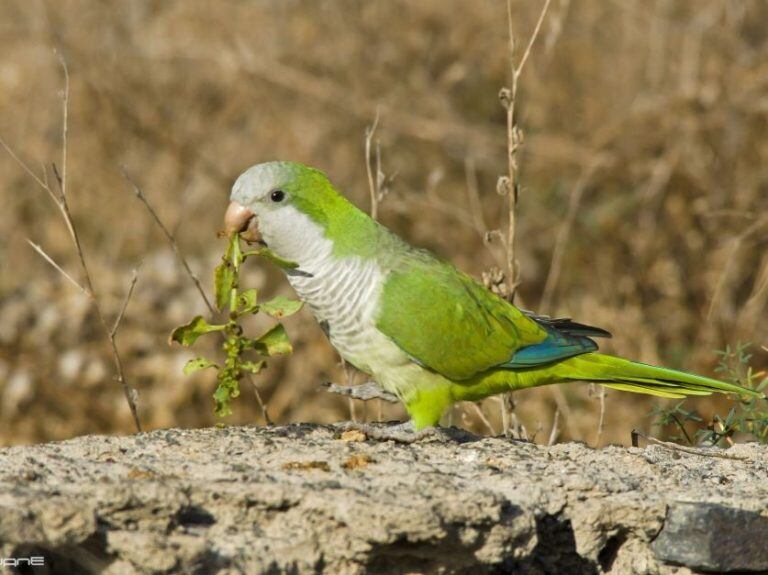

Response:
(547, 352), (762, 399)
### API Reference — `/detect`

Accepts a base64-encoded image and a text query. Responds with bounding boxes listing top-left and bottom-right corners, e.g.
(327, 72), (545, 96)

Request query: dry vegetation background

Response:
(1, 0), (767, 446)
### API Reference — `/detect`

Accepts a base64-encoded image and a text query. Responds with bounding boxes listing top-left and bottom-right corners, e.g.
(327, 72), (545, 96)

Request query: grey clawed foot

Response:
(340, 421), (477, 444)
(323, 380), (399, 403)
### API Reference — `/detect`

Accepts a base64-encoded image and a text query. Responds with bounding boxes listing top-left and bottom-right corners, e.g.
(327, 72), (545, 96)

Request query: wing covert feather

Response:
(376, 255), (547, 380)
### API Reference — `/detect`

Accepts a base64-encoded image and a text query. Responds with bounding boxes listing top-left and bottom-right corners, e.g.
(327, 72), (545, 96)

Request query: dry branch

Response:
(494, 0), (552, 439)
(499, 0), (552, 299)
(112, 264), (142, 338)
(547, 408), (560, 446)
(120, 169), (215, 314)
(468, 402), (498, 436)
(365, 110), (381, 221)
(24, 239), (89, 297)
(3, 54), (143, 432)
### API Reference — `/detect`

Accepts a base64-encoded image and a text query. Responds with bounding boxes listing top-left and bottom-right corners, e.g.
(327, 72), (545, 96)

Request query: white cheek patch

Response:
(258, 205), (333, 268)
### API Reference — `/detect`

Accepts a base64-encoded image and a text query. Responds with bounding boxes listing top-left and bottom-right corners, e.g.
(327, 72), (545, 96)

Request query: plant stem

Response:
(122, 171), (273, 425)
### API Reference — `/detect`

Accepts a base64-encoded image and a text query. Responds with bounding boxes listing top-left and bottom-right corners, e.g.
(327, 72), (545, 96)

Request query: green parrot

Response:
(224, 161), (758, 439)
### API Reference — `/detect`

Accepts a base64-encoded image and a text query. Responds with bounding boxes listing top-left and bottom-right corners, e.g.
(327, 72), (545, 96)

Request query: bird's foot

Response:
(323, 380), (399, 403)
(339, 420), (478, 444)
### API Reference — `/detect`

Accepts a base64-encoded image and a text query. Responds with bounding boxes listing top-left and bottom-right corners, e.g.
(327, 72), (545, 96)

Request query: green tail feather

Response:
(551, 352), (762, 399)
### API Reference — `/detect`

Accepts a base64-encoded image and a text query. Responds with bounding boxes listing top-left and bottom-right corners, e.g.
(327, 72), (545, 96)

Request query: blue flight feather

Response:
(501, 332), (598, 368)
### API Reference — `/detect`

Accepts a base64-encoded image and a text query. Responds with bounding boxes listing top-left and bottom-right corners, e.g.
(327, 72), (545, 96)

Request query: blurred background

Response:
(1, 0), (766, 446)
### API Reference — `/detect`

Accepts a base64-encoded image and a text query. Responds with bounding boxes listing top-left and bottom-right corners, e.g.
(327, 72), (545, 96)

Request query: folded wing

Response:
(376, 254), (610, 380)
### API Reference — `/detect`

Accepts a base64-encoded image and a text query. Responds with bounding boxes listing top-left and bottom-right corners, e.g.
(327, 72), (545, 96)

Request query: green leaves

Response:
(183, 357), (217, 375)
(243, 247), (299, 270)
(235, 290), (302, 319)
(170, 316), (225, 347)
(237, 289), (259, 314)
(214, 259), (235, 311)
(650, 342), (768, 446)
(259, 296), (303, 319)
(214, 233), (243, 311)
(241, 360), (266, 374)
(169, 232), (302, 419)
(213, 376), (240, 417)
(247, 324), (293, 356)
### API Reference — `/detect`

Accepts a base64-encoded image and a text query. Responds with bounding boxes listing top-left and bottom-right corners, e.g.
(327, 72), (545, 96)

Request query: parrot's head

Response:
(225, 161), (345, 263)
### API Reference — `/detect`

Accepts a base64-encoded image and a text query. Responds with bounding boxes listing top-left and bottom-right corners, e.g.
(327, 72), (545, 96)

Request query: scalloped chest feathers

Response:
(278, 224), (406, 375)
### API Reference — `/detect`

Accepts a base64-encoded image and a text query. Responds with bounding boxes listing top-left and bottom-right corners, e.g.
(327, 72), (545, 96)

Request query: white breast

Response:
(288, 256), (385, 373)
(261, 207), (409, 376)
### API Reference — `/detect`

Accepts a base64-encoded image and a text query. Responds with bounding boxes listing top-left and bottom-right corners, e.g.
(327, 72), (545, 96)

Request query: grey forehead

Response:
(231, 162), (298, 202)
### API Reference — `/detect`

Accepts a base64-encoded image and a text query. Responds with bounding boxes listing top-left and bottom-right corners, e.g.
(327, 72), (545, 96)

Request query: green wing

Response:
(376, 253), (548, 380)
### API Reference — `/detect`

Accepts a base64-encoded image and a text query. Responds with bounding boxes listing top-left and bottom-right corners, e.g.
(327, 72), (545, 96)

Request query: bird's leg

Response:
(340, 420), (476, 444)
(323, 380), (399, 403)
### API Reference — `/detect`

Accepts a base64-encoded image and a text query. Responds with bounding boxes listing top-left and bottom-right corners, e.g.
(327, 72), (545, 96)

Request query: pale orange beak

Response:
(224, 201), (261, 242)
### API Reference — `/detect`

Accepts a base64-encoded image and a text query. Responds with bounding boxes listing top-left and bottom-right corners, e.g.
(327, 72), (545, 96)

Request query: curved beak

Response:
(224, 201), (261, 242)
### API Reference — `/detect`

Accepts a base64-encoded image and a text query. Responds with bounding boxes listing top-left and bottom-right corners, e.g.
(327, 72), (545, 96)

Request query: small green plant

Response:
(699, 342), (768, 445)
(649, 400), (703, 445)
(170, 234), (302, 417)
(650, 342), (768, 446)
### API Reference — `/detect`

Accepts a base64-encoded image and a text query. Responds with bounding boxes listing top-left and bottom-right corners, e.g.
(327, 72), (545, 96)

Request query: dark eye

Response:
(270, 190), (285, 203)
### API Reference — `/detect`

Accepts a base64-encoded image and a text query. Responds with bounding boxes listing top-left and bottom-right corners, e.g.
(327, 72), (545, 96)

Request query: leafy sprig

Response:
(170, 234), (302, 417)
(701, 343), (768, 445)
(649, 342), (768, 446)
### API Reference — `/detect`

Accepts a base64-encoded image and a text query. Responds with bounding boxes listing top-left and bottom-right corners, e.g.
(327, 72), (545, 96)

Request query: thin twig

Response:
(515, 0), (554, 79)
(468, 402), (497, 436)
(52, 162), (85, 261)
(120, 168), (215, 313)
(497, 394), (527, 439)
(595, 386), (606, 447)
(121, 169), (272, 424)
(549, 385), (577, 439)
(464, 157), (507, 267)
(25, 239), (89, 296)
(631, 429), (750, 461)
(715, 419), (735, 447)
(0, 135), (71, 232)
(0, 135), (50, 192)
(5, 54), (143, 432)
(111, 263), (142, 338)
(365, 109), (381, 221)
(51, 55), (83, 251)
(342, 358), (357, 423)
(104, 316), (141, 431)
(498, 395), (510, 437)
(55, 56), (142, 431)
(671, 413), (695, 446)
(512, 410), (527, 440)
(55, 50), (69, 200)
(547, 408), (560, 446)
(499, 0), (552, 300)
(530, 421), (545, 444)
(39, 159), (50, 190)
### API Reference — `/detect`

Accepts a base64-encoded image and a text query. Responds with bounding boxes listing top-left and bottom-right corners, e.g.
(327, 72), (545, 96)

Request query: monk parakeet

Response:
(225, 161), (758, 438)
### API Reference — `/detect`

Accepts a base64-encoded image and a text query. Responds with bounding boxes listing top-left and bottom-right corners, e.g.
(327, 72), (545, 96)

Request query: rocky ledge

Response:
(0, 424), (767, 574)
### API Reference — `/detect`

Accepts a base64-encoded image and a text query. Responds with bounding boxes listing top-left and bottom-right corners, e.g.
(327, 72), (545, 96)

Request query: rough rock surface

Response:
(0, 424), (767, 575)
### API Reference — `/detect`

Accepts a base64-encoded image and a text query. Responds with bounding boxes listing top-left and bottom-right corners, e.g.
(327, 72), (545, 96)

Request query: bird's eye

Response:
(270, 190), (285, 203)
